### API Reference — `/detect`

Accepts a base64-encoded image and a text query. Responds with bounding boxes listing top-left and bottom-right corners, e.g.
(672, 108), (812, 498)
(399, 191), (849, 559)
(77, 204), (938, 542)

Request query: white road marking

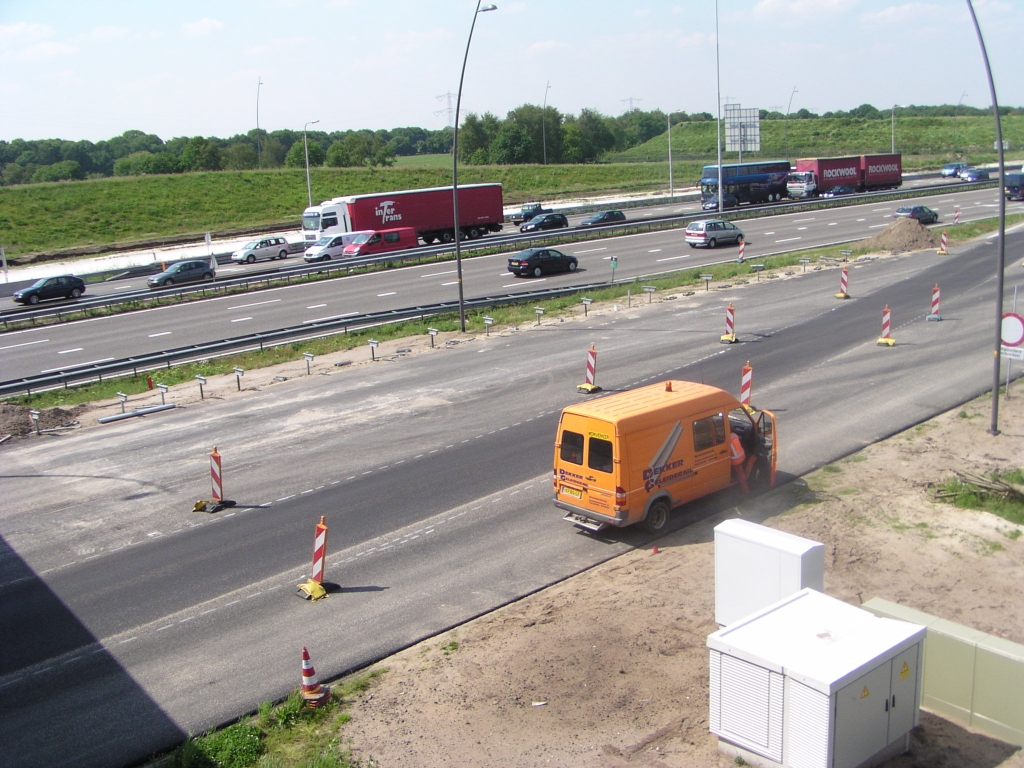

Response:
(57, 348), (83, 354)
(228, 299), (281, 310)
(868, 223), (889, 229)
(775, 237), (802, 243)
(574, 247), (607, 254)
(377, 292), (397, 297)
(422, 270), (457, 277)
(856, 218), (866, 222)
(648, 248), (662, 253)
(828, 222), (838, 226)
(231, 316), (252, 323)
(656, 255), (689, 262)
(148, 331), (172, 337)
(306, 303), (327, 309)
(303, 312), (358, 324)
(763, 231), (775, 235)
(797, 227), (808, 231)
(441, 281), (459, 286)
(0, 338), (49, 351)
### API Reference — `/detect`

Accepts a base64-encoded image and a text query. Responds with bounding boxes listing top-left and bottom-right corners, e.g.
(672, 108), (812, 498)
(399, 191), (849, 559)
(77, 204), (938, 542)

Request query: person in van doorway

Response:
(730, 431), (751, 494)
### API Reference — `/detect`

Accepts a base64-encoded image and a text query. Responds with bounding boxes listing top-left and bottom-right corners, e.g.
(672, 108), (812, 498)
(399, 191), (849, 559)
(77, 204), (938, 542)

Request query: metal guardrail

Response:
(0, 282), (616, 398)
(1, 178), (993, 330)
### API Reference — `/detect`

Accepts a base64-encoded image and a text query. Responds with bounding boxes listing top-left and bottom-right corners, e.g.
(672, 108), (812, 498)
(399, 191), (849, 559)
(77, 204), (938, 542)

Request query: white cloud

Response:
(0, 22), (53, 45)
(860, 3), (941, 23)
(754, 0), (859, 16)
(89, 25), (129, 42)
(1, 40), (77, 61)
(635, 9), (651, 18)
(182, 18), (225, 37)
(526, 40), (562, 55)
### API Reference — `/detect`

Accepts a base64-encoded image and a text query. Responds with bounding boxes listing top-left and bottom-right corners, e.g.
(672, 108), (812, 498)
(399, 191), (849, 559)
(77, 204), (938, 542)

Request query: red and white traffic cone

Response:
(835, 267), (850, 299)
(210, 446), (223, 502)
(938, 231), (948, 255)
(877, 305), (895, 347)
(577, 344), (601, 393)
(737, 241), (746, 263)
(720, 304), (737, 343)
(300, 646), (331, 708)
(954, 207), (960, 225)
(927, 284), (942, 322)
(740, 361), (753, 412)
(297, 516), (330, 600)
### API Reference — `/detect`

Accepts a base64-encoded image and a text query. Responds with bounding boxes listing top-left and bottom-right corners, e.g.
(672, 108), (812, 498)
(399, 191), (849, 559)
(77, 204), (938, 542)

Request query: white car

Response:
(231, 236), (290, 264)
(303, 232), (372, 263)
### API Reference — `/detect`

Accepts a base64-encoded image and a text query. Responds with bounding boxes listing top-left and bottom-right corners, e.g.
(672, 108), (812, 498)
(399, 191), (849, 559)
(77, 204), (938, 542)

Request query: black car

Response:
(147, 259), (216, 289)
(579, 210), (626, 227)
(941, 162), (969, 178)
(12, 275), (86, 305)
(508, 248), (578, 278)
(821, 185), (857, 198)
(519, 212), (569, 233)
(893, 205), (939, 224)
(702, 193), (738, 211)
(961, 168), (990, 182)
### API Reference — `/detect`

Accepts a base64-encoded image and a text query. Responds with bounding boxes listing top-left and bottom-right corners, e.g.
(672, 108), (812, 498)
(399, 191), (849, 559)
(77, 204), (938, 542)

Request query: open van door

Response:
(756, 410), (777, 489)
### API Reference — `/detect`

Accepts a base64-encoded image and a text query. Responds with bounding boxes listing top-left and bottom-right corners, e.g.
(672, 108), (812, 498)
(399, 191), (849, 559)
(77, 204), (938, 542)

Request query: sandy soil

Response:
(338, 389), (1024, 768)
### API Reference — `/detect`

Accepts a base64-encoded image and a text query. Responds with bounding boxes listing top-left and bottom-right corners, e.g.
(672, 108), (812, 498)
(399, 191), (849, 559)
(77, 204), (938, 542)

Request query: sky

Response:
(0, 0), (1021, 144)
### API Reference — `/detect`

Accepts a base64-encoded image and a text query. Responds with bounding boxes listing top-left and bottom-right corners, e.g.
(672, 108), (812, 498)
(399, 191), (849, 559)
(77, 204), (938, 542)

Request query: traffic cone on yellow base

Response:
(301, 646), (331, 707)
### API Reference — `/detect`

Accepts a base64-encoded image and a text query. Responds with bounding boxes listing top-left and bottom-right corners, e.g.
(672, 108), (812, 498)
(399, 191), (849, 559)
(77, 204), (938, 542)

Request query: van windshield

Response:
(352, 233), (371, 245)
(315, 236), (332, 246)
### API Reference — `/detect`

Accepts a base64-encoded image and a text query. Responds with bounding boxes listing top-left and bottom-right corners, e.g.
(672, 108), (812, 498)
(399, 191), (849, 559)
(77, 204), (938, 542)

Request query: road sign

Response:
(1001, 346), (1024, 361)
(1002, 312), (1024, 347)
(610, 257), (618, 268)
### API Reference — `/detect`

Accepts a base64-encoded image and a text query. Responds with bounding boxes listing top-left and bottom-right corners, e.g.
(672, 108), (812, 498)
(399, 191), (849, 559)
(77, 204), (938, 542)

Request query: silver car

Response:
(231, 236), (290, 264)
(685, 219), (745, 248)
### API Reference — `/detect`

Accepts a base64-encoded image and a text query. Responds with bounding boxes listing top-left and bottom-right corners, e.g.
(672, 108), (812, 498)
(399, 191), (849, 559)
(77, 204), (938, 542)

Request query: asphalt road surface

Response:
(2, 186), (1018, 382)
(1, 224), (1023, 767)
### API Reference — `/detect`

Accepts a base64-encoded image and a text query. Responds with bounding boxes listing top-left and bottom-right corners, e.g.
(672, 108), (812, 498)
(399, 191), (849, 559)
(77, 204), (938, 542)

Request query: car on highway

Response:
(701, 193), (738, 211)
(519, 212), (569, 233)
(12, 275), (86, 305)
(821, 185), (857, 198)
(303, 232), (372, 263)
(507, 247), (578, 277)
(941, 162), (969, 178)
(960, 168), (990, 182)
(579, 210), (627, 227)
(893, 205), (939, 224)
(684, 219), (745, 249)
(147, 259), (216, 289)
(231, 236), (291, 264)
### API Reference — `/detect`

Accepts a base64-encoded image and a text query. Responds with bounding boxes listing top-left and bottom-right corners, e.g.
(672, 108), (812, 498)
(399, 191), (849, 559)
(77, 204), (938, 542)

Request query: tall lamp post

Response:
(890, 104), (907, 154)
(953, 90), (967, 157)
(256, 76), (263, 169)
(303, 120), (320, 209)
(542, 80), (552, 165)
(668, 112), (673, 198)
(715, 0), (723, 213)
(785, 86), (798, 160)
(452, 1), (497, 333)
(965, 0), (1007, 435)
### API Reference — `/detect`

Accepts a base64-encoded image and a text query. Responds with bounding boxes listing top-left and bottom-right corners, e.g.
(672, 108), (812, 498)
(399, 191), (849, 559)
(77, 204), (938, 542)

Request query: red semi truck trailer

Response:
(301, 183), (504, 246)
(787, 154), (902, 198)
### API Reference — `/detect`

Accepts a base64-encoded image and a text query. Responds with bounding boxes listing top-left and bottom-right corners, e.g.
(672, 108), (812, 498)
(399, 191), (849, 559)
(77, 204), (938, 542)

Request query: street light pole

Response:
(452, 1), (497, 333)
(965, 0), (1007, 435)
(256, 77), (263, 169)
(303, 120), (320, 209)
(715, 0), (723, 214)
(953, 90), (967, 156)
(785, 86), (798, 160)
(542, 80), (551, 165)
(668, 113), (673, 198)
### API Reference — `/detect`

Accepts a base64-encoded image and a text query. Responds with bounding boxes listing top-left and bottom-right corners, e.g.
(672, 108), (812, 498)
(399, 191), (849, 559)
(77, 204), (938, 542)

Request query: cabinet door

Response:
(888, 645), (919, 740)
(833, 663), (891, 768)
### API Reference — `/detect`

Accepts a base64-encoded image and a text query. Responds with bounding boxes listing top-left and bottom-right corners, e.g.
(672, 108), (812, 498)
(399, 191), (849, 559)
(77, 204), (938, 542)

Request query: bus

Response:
(700, 161), (792, 205)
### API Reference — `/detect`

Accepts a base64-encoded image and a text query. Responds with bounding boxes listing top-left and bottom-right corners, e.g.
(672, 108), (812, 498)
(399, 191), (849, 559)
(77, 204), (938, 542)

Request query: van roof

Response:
(561, 380), (742, 431)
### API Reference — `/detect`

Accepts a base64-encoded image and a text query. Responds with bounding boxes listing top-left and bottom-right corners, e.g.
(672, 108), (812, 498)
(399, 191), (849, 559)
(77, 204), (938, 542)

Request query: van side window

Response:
(588, 437), (614, 473)
(368, 234), (381, 244)
(384, 231), (401, 243)
(692, 414), (726, 452)
(560, 430), (584, 465)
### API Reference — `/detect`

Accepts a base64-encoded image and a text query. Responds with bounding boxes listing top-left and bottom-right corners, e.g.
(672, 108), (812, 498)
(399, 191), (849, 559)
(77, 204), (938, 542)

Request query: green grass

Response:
(161, 671), (385, 768)
(935, 469), (1024, 526)
(392, 154), (453, 168)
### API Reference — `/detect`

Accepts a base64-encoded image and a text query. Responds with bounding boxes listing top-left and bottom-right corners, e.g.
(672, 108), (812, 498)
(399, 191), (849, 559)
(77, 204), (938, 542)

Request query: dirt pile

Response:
(861, 216), (941, 253)
(0, 403), (86, 438)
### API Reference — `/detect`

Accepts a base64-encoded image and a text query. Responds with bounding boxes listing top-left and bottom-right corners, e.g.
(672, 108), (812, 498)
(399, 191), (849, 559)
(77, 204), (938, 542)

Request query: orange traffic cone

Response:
(300, 646), (330, 707)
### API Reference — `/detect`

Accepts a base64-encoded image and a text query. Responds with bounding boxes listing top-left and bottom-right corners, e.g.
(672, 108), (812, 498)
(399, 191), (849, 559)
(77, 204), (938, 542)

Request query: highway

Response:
(1, 214), (1022, 766)
(1, 186), (1018, 382)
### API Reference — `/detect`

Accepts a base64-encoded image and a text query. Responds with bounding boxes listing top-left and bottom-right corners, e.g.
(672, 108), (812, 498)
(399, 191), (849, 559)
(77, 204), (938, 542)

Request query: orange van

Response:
(554, 380), (777, 533)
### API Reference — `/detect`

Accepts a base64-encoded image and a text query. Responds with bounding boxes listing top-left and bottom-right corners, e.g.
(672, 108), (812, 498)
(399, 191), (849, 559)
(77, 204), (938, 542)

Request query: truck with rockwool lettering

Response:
(301, 183), (504, 246)
(786, 154), (902, 198)
(553, 380), (777, 534)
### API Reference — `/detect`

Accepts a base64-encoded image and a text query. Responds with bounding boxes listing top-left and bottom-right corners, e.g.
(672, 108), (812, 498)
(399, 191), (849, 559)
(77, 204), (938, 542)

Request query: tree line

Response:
(1, 103), (1017, 187)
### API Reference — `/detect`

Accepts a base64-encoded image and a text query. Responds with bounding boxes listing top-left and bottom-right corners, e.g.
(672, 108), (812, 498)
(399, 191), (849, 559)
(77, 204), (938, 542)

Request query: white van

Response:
(303, 231), (373, 263)
(231, 236), (290, 264)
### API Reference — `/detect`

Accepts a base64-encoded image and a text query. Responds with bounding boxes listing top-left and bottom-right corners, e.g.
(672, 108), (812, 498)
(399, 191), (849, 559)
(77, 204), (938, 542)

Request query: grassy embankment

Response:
(11, 212), (1021, 412)
(2, 115), (1021, 260)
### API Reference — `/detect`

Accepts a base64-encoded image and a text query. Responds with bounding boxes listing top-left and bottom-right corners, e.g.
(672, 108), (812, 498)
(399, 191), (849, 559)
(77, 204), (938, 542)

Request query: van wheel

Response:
(707, 238), (717, 249)
(643, 500), (670, 534)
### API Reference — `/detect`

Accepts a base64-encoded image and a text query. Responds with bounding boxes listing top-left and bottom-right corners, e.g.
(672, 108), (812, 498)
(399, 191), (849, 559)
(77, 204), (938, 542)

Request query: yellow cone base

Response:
(577, 383), (602, 394)
(720, 334), (737, 344)
(296, 579), (328, 601)
(937, 249), (947, 255)
(876, 337), (896, 347)
(193, 499), (234, 513)
(927, 314), (942, 322)
(835, 292), (849, 299)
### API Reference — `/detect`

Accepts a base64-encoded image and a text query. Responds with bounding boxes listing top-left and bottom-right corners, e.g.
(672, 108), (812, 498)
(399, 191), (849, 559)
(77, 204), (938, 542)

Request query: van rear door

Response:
(555, 415), (618, 518)
(756, 410), (778, 488)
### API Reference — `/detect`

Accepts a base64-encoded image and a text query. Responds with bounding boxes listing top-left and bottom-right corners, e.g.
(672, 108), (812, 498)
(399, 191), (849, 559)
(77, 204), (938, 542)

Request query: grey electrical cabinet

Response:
(708, 589), (925, 768)
(714, 519), (824, 626)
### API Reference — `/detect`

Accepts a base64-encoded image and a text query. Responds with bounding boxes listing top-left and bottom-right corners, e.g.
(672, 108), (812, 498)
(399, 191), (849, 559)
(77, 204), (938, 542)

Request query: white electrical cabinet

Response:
(708, 589), (925, 768)
(714, 519), (824, 626)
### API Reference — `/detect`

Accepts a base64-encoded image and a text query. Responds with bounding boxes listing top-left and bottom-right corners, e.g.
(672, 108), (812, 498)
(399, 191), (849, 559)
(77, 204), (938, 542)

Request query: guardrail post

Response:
(483, 316), (494, 336)
(195, 375), (207, 400)
(157, 383), (169, 405)
(233, 367), (244, 391)
(117, 392), (128, 413)
(369, 339), (379, 361)
(29, 410), (40, 435)
(534, 307), (545, 326)
(643, 285), (656, 303)
(799, 258), (811, 273)
(303, 352), (314, 375)
(582, 297), (592, 316)
(751, 265), (765, 282)
(427, 328), (438, 348)
(700, 273), (714, 291)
